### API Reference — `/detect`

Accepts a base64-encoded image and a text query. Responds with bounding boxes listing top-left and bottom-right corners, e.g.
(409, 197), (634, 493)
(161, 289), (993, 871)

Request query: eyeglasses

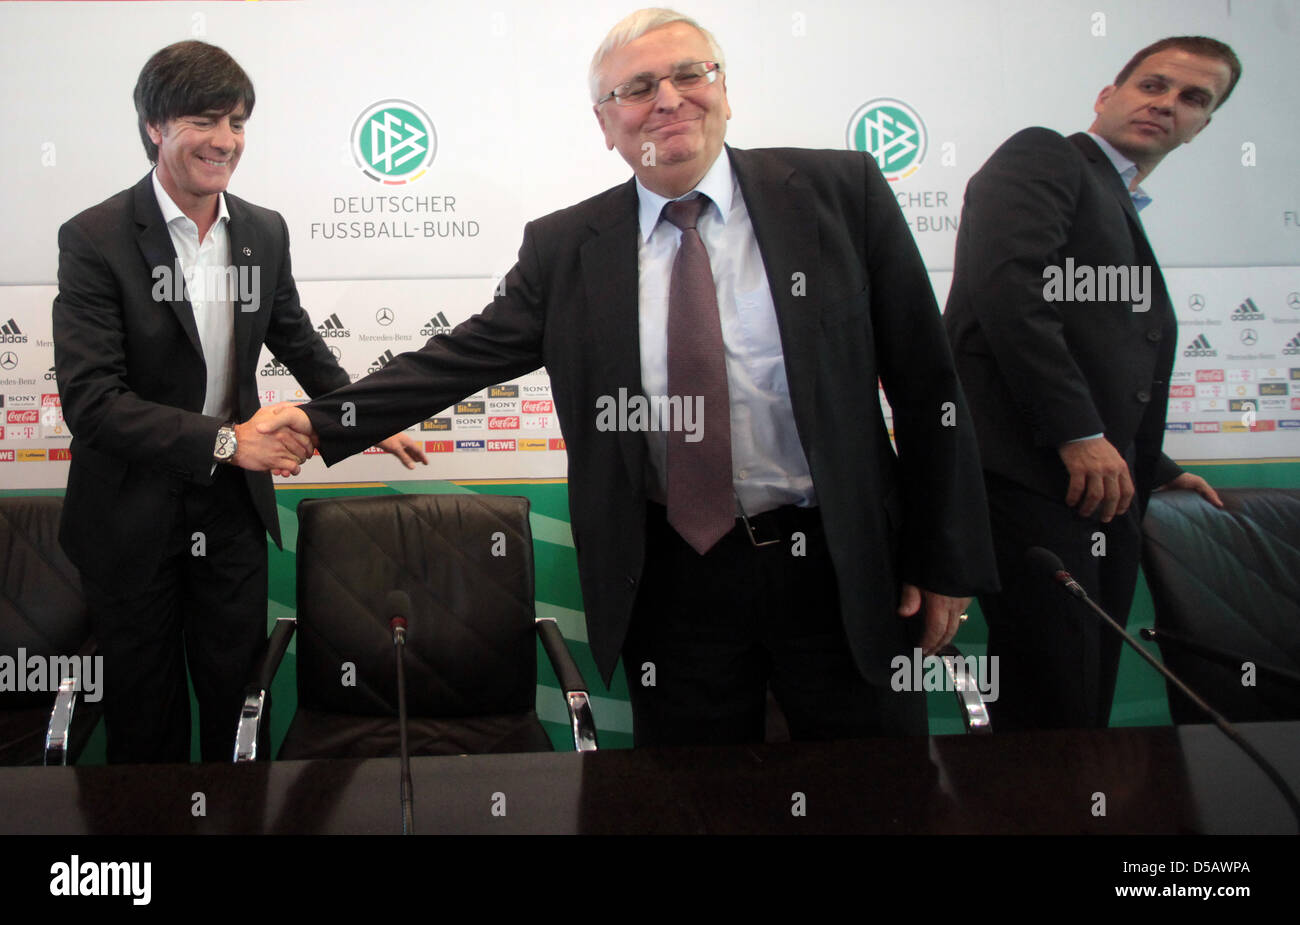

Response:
(597, 61), (722, 106)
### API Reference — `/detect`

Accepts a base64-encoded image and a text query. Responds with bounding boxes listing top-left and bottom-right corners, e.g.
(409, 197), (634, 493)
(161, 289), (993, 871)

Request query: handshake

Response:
(229, 402), (426, 477)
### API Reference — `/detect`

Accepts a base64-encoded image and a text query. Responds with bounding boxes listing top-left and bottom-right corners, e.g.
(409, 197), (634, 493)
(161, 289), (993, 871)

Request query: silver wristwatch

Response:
(214, 424), (238, 463)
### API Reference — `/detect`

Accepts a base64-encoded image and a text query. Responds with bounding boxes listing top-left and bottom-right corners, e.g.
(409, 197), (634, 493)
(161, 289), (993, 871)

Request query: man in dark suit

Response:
(53, 41), (424, 763)
(265, 9), (997, 745)
(944, 37), (1239, 730)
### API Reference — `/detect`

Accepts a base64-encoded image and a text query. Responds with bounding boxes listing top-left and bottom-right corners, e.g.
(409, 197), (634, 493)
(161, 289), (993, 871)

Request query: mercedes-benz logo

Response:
(1188, 294), (1206, 311)
(0, 352), (16, 370)
(376, 308), (394, 326)
(328, 345), (342, 359)
(1240, 328), (1258, 346)
(1287, 291), (1300, 310)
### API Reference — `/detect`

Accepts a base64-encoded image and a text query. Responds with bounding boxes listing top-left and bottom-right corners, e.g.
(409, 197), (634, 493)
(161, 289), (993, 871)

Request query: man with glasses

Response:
(264, 8), (996, 745)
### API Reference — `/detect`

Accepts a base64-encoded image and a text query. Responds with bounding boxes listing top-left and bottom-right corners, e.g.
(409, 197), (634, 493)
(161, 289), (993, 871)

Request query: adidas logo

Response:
(0, 319), (27, 344)
(1183, 333), (1217, 357)
(1231, 298), (1264, 321)
(1283, 333), (1300, 356)
(367, 349), (396, 374)
(420, 311), (452, 337)
(260, 358), (291, 377)
(44, 366), (57, 381)
(316, 313), (350, 337)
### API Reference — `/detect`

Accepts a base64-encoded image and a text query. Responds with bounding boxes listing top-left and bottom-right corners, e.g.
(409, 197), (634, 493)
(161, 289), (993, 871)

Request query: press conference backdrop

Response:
(1, 1), (1297, 752)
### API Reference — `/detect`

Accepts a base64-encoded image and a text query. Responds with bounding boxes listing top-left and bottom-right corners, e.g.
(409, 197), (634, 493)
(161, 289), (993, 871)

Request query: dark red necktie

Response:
(662, 196), (733, 554)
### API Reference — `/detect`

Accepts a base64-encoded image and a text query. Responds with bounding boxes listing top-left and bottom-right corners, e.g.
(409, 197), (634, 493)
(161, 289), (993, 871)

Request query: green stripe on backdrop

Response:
(7, 459), (1296, 763)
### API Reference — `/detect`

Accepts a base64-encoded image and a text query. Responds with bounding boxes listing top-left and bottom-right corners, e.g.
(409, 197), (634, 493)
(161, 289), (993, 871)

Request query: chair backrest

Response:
(0, 496), (89, 709)
(295, 493), (538, 719)
(1141, 487), (1300, 722)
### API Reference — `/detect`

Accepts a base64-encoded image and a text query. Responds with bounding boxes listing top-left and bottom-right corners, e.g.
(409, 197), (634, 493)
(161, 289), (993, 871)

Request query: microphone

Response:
(387, 590), (414, 835)
(1026, 546), (1300, 830)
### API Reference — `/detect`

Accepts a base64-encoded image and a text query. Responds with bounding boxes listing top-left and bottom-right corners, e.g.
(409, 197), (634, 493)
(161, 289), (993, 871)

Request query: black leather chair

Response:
(1141, 487), (1300, 723)
(0, 496), (101, 765)
(236, 493), (596, 760)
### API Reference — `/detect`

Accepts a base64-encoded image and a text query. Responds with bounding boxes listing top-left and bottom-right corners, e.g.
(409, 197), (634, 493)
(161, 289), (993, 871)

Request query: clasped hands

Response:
(231, 402), (426, 476)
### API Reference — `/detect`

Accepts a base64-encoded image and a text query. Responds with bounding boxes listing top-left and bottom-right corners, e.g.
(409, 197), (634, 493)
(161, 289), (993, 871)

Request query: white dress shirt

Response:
(635, 151), (815, 514)
(1086, 131), (1153, 212)
(152, 169), (236, 423)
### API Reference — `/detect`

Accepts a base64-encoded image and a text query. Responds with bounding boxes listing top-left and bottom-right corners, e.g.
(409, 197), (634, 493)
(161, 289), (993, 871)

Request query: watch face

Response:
(215, 427), (236, 460)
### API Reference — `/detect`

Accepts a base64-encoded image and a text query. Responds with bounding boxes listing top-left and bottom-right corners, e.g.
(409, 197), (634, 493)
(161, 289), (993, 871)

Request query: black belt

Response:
(737, 503), (821, 547)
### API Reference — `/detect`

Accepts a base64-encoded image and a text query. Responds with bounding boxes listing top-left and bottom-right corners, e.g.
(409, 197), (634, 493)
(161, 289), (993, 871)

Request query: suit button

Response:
(1146, 329), (1162, 342)
(1136, 390), (1151, 403)
(626, 575), (637, 587)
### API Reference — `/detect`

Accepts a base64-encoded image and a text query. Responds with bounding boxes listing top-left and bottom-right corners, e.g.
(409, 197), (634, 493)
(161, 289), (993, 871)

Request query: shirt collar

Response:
(1086, 131), (1152, 212)
(637, 148), (734, 244)
(151, 167), (230, 231)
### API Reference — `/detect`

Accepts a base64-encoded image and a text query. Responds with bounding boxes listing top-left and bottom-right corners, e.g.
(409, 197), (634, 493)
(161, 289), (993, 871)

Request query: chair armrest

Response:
(44, 678), (79, 766)
(1140, 628), (1300, 689)
(44, 635), (100, 766)
(536, 618), (598, 751)
(938, 644), (992, 735)
(234, 617), (296, 762)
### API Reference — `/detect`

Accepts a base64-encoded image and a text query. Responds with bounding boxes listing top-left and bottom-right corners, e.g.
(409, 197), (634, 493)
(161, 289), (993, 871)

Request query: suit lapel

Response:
(729, 147), (822, 447)
(580, 179), (646, 491)
(132, 175), (204, 357)
(1069, 134), (1173, 317)
(224, 195), (259, 379)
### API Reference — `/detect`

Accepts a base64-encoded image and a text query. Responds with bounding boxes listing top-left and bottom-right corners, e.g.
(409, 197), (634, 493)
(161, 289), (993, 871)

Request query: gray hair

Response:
(588, 8), (726, 103)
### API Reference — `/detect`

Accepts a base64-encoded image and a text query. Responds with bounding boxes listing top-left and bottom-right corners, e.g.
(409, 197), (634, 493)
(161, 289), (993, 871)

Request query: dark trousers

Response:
(622, 503), (925, 747)
(980, 473), (1142, 731)
(83, 466), (268, 763)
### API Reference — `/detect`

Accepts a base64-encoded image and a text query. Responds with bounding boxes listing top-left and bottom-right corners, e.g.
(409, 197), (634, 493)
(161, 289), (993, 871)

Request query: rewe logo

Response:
(49, 855), (151, 905)
(420, 312), (452, 336)
(317, 313), (350, 338)
(1184, 334), (1217, 357)
(352, 100), (437, 185)
(367, 349), (396, 374)
(846, 98), (926, 182)
(0, 318), (28, 344)
(1231, 297), (1264, 321)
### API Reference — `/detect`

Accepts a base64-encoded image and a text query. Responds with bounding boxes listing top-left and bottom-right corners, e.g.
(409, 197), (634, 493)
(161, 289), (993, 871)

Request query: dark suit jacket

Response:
(305, 145), (997, 686)
(944, 129), (1182, 505)
(53, 172), (351, 592)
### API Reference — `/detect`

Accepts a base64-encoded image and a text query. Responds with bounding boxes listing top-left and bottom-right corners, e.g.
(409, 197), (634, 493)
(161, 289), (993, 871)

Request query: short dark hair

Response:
(1113, 36), (1242, 110)
(133, 41), (255, 163)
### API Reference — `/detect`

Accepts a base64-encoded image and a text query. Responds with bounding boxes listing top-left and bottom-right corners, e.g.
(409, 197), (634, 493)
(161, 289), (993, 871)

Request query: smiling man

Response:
(52, 41), (423, 763)
(265, 8), (996, 746)
(944, 36), (1241, 731)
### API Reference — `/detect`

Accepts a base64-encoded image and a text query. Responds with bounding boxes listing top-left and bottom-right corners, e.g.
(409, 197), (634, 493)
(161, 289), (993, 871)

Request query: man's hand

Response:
(1159, 471), (1224, 508)
(253, 403), (317, 478)
(898, 583), (971, 656)
(233, 403), (315, 475)
(1058, 436), (1135, 522)
(376, 433), (428, 469)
